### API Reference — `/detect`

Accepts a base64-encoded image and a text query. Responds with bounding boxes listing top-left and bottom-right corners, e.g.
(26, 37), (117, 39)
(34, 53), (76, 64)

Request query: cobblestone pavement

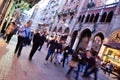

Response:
(0, 35), (118, 80)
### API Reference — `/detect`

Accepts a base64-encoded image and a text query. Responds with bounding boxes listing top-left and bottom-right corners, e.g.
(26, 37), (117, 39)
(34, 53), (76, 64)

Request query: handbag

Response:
(69, 60), (78, 67)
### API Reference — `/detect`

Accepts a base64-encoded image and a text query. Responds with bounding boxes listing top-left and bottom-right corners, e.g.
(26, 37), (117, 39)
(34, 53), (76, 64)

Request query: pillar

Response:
(66, 34), (72, 44)
(72, 34), (80, 50)
(86, 34), (94, 50)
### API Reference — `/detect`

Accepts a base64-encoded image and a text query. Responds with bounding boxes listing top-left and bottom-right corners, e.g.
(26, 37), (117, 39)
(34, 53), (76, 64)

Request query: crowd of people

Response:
(1, 21), (120, 80)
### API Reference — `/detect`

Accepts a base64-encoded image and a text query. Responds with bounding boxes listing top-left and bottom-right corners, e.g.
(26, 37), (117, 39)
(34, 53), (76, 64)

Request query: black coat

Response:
(33, 33), (46, 46)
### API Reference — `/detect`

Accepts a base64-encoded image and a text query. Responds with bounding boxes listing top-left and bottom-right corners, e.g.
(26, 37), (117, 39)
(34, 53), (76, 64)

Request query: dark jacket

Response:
(33, 33), (45, 46)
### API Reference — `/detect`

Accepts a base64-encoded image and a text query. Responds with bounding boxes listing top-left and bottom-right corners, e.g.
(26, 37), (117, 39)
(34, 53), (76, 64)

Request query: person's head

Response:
(86, 50), (91, 57)
(78, 48), (83, 53)
(26, 21), (31, 27)
(11, 22), (15, 26)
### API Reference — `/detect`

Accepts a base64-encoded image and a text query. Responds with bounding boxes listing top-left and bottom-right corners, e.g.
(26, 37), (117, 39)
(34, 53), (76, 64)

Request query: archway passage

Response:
(71, 30), (78, 48)
(60, 27), (70, 42)
(77, 29), (91, 51)
(92, 33), (104, 53)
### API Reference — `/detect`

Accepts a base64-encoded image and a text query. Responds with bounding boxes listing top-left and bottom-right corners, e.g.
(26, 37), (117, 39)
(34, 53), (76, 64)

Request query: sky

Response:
(106, 0), (119, 4)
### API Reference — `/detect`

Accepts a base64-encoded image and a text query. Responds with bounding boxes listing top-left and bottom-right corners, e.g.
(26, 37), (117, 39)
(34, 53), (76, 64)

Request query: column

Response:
(86, 34), (94, 50)
(86, 39), (93, 50)
(66, 34), (71, 44)
(97, 6), (104, 23)
(72, 35), (80, 50)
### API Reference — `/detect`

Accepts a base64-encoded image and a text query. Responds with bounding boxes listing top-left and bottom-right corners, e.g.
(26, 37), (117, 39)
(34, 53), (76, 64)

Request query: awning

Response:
(104, 41), (120, 50)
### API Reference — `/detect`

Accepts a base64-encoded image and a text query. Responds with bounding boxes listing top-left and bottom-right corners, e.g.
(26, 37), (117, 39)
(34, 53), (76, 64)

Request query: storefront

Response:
(102, 31), (120, 68)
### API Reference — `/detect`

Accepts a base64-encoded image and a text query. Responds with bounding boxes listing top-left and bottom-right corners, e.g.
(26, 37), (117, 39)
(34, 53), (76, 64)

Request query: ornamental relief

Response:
(110, 31), (120, 43)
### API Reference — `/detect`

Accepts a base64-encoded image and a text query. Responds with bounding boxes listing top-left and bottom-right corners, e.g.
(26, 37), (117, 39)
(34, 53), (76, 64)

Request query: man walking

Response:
(14, 21), (31, 57)
(29, 30), (46, 60)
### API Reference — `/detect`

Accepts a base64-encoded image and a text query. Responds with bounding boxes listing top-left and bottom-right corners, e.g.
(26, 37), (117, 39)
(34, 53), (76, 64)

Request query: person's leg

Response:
(75, 64), (80, 80)
(38, 45), (42, 51)
(14, 36), (22, 53)
(62, 55), (66, 67)
(66, 67), (74, 75)
(17, 37), (25, 57)
(29, 44), (39, 60)
(6, 33), (13, 43)
(93, 68), (98, 80)
(45, 48), (53, 61)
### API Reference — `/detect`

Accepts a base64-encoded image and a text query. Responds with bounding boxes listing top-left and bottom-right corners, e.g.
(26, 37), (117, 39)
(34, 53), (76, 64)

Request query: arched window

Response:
(85, 14), (90, 23)
(106, 11), (113, 22)
(100, 12), (107, 22)
(78, 15), (81, 22)
(89, 14), (94, 22)
(93, 13), (99, 22)
(81, 15), (85, 23)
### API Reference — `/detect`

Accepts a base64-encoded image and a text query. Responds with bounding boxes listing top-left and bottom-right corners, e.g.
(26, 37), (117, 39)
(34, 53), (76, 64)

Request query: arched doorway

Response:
(71, 30), (78, 48)
(92, 33), (104, 53)
(60, 27), (70, 42)
(77, 29), (91, 51)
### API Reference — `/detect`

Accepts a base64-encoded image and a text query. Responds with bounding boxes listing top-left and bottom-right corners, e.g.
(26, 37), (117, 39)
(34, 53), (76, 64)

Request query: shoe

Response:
(29, 58), (32, 61)
(44, 61), (48, 64)
(65, 74), (70, 78)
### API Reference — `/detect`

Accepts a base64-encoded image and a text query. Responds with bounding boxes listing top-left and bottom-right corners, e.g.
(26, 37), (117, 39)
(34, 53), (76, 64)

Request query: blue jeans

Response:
(86, 67), (99, 80)
(45, 48), (54, 61)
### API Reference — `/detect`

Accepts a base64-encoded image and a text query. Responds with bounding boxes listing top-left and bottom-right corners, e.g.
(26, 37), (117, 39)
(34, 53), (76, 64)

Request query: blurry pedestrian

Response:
(3, 22), (16, 43)
(82, 50), (96, 77)
(14, 21), (31, 57)
(85, 56), (101, 80)
(45, 36), (58, 63)
(29, 30), (46, 60)
(38, 30), (46, 51)
(66, 50), (81, 78)
(62, 44), (72, 68)
(75, 48), (84, 80)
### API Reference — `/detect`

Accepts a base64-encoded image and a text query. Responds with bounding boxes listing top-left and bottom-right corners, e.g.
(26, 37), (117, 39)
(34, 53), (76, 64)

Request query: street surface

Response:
(0, 35), (118, 80)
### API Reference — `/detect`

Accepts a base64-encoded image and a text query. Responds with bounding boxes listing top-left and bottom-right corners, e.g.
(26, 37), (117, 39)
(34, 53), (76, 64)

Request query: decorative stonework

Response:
(110, 30), (120, 43)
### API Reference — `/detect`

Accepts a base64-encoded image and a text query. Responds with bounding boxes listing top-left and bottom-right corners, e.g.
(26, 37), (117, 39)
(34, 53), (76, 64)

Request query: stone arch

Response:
(92, 32), (104, 52)
(89, 14), (94, 22)
(106, 11), (114, 22)
(93, 13), (99, 22)
(100, 12), (107, 22)
(71, 30), (78, 48)
(77, 29), (92, 51)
